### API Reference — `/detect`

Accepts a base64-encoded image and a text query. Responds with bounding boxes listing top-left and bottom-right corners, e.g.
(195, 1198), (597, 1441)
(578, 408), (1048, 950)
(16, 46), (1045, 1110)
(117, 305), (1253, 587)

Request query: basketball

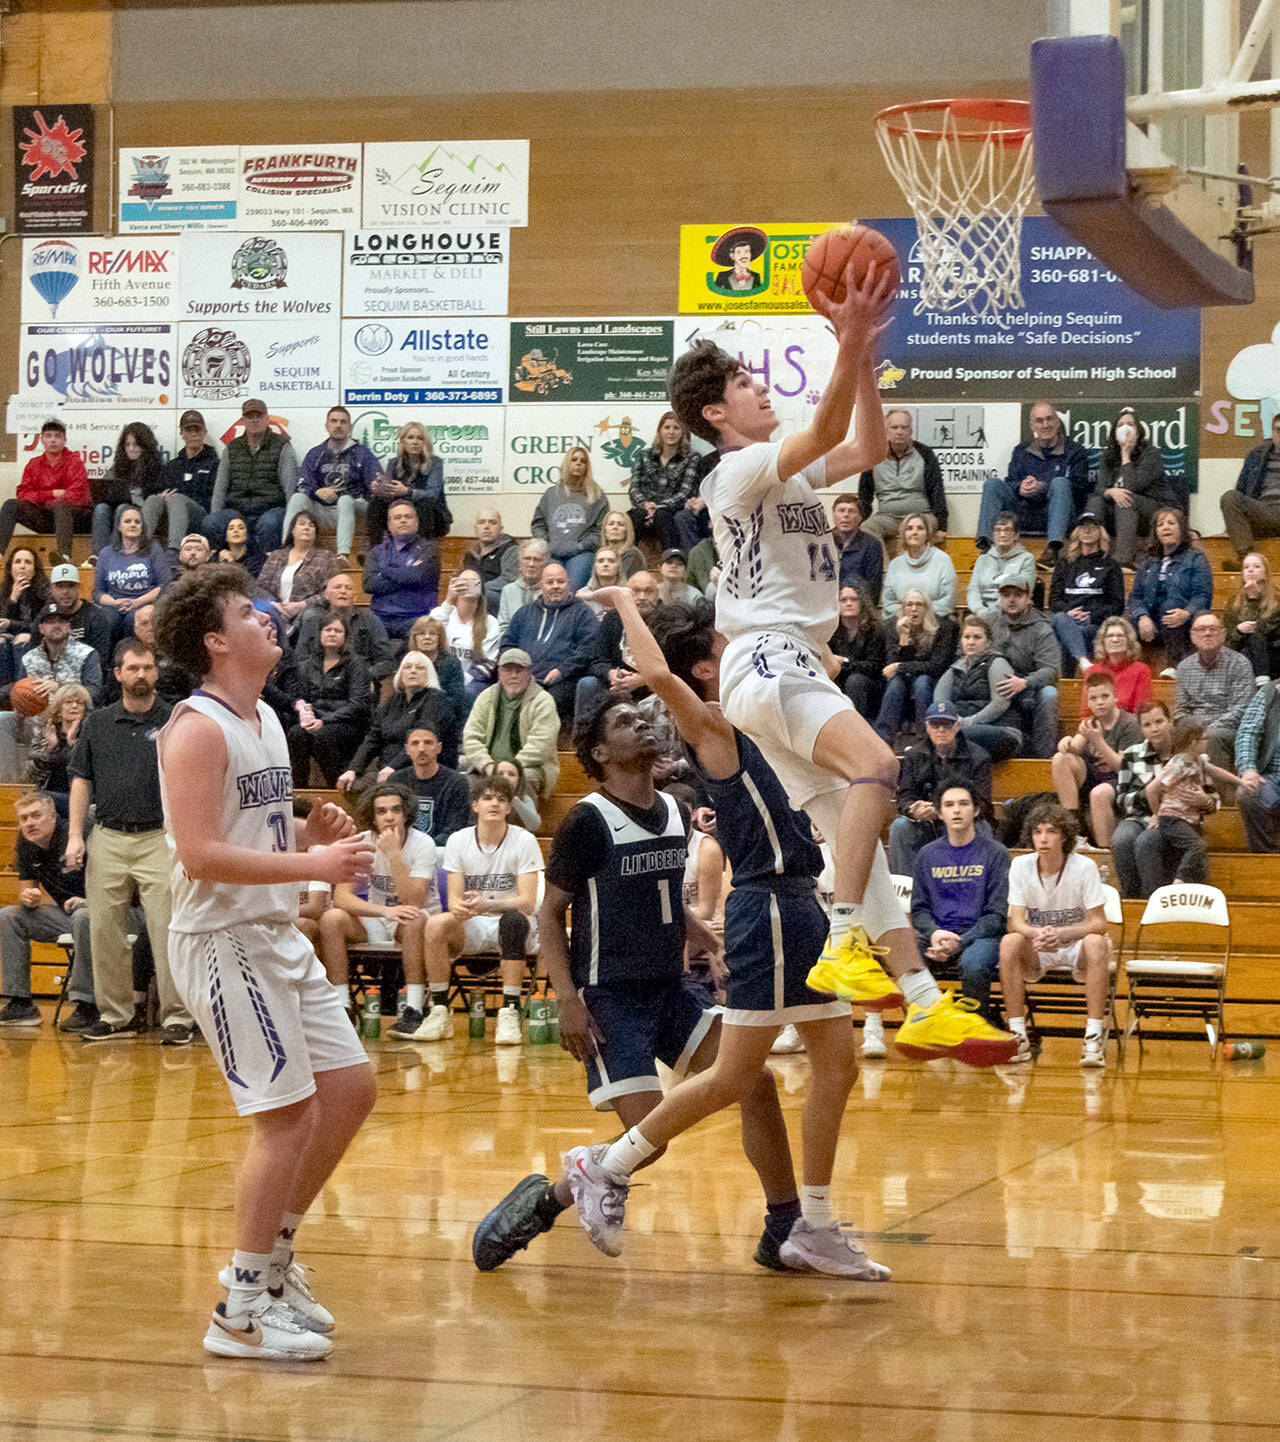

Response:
(801, 224), (901, 309)
(10, 678), (45, 718)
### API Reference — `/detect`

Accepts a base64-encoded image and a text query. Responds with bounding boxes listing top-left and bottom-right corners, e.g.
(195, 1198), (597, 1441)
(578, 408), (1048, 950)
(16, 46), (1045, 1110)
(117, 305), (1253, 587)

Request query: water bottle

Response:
(468, 992), (486, 1039)
(361, 993), (381, 1040)
(546, 992), (560, 1046)
(1224, 1041), (1266, 1059)
(527, 994), (548, 1045)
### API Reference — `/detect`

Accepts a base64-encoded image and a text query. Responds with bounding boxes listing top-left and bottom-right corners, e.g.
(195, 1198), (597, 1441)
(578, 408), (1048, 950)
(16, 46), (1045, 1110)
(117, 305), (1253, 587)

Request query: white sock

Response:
(269, 1211), (305, 1284)
(901, 969), (943, 1010)
(503, 985), (522, 1009)
(800, 1184), (834, 1228)
(829, 903), (863, 944)
(1085, 1018), (1104, 1039)
(407, 984), (426, 1011)
(1008, 1016), (1027, 1036)
(863, 1012), (884, 1039)
(601, 1126), (656, 1181)
(226, 1249), (274, 1309)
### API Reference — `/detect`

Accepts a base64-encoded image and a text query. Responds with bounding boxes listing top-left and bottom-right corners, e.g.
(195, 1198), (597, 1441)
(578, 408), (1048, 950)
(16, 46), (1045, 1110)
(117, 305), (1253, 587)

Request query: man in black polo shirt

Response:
(389, 725), (471, 849)
(65, 637), (194, 1044)
(0, 790), (96, 1032)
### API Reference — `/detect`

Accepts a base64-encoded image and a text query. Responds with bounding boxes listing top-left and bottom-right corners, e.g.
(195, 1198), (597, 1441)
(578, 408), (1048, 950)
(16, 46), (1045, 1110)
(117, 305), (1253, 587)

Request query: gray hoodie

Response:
(967, 542), (1036, 613)
(982, 603), (1061, 690)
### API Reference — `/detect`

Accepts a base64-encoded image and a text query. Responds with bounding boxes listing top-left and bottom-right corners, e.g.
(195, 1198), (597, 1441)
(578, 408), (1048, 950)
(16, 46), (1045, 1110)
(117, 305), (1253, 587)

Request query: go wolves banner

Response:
(13, 105), (95, 234)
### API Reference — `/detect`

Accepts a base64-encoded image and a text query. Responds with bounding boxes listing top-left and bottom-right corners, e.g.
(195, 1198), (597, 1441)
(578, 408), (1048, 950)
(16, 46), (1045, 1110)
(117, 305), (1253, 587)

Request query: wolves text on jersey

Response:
(776, 501), (830, 537)
(236, 767), (293, 810)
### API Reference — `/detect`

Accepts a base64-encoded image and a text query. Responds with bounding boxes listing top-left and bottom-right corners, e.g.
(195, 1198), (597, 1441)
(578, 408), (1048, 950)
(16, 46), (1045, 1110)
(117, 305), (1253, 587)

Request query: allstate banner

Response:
(118, 147), (238, 232)
(678, 223), (839, 315)
(21, 237), (178, 325)
(237, 145), (361, 230)
(341, 319), (507, 405)
(865, 215), (1200, 399)
(346, 404), (504, 495)
(363, 141), (529, 228)
(176, 320), (341, 409)
(509, 321), (674, 404)
(344, 230), (509, 317)
(180, 232), (340, 321)
(14, 105), (95, 234)
(1026, 400), (1201, 493)
(20, 324), (175, 409)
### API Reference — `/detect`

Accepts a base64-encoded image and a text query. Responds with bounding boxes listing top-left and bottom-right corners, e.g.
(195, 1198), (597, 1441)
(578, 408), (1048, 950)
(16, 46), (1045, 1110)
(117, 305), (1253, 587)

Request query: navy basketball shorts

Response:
(581, 975), (719, 1112)
(722, 882), (851, 1027)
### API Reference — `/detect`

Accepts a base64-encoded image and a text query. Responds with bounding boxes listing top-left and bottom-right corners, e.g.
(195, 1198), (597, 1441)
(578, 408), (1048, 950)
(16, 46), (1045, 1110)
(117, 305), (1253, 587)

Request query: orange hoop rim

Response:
(875, 98), (1031, 144)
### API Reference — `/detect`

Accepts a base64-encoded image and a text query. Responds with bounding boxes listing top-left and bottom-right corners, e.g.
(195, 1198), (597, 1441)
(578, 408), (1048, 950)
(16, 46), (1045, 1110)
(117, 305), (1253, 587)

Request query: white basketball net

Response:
(876, 105), (1036, 318)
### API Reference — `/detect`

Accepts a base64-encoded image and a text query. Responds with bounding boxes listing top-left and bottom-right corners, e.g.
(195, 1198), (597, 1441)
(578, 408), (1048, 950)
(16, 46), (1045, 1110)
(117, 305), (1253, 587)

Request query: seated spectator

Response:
(174, 532), (212, 576)
(984, 573), (1062, 758)
(28, 683), (90, 796)
(365, 498), (442, 639)
(286, 611), (370, 787)
(47, 563), (110, 667)
(406, 614), (467, 722)
(935, 613), (1023, 762)
(0, 790), (95, 1031)
(254, 509), (337, 632)
(831, 492), (884, 603)
(145, 409), (217, 546)
(93, 506), (169, 644)
(882, 513), (956, 619)
(977, 400), (1086, 565)
(576, 569), (659, 720)
(601, 510), (647, 580)
(583, 546), (624, 615)
(316, 783), (437, 994)
(493, 756), (541, 832)
(999, 801), (1112, 1069)
(287, 405), (379, 562)
(338, 649), (461, 791)
(368, 421), (450, 547)
(1224, 551), (1280, 680)
(499, 562), (600, 722)
(497, 538), (549, 630)
(887, 699), (993, 875)
(297, 572), (393, 685)
(1222, 412), (1280, 566)
(968, 511), (1034, 614)
(858, 408), (947, 545)
(127, 604), (191, 707)
(23, 602), (104, 703)
(875, 588), (957, 743)
(829, 578), (885, 721)
(1173, 611), (1254, 768)
(1092, 407), (1187, 567)
(431, 567), (500, 698)
(217, 515), (265, 578)
(685, 535), (720, 599)
(627, 412), (704, 556)
(1092, 700), (1173, 895)
(911, 781), (1010, 1025)
(1135, 720), (1236, 893)
(531, 447), (608, 590)
(1048, 512), (1126, 674)
(389, 724), (472, 849)
(656, 549), (702, 606)
(0, 419), (91, 560)
(204, 398), (296, 561)
(1051, 673), (1141, 834)
(1236, 676), (1280, 853)
(1081, 616), (1152, 715)
(0, 547), (49, 686)
(390, 773), (543, 1044)
(464, 508), (519, 615)
(462, 648), (561, 800)
(92, 422), (161, 557)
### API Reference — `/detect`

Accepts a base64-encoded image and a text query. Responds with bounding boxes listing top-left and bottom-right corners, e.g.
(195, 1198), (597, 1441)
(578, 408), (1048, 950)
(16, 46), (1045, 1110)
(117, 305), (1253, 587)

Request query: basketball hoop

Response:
(875, 98), (1035, 317)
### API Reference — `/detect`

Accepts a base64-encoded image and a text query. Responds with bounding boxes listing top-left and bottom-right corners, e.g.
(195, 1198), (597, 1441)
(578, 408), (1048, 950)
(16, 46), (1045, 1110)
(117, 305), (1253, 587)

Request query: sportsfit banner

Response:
(14, 105), (95, 234)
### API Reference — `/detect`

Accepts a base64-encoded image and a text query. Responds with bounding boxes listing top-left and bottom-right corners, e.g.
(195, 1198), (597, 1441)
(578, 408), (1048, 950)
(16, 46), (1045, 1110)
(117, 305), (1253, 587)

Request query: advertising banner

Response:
(199, 405), (327, 453)
(15, 409), (180, 480)
(502, 404), (669, 493)
(1028, 400), (1201, 494)
(341, 319), (507, 405)
(21, 237), (178, 324)
(13, 105), (94, 234)
(676, 315), (838, 433)
(875, 403), (1024, 496)
(180, 232), (340, 321)
(346, 403), (504, 495)
(363, 141), (529, 228)
(20, 324), (176, 408)
(118, 147), (238, 231)
(865, 215), (1201, 399)
(237, 144), (361, 230)
(344, 229), (508, 317)
(508, 320), (674, 404)
(176, 320), (341, 409)
(678, 223), (837, 315)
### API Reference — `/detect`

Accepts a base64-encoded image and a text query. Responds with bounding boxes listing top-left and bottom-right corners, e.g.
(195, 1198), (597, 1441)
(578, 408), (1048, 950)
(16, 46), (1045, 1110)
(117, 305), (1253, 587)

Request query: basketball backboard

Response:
(1032, 0), (1274, 307)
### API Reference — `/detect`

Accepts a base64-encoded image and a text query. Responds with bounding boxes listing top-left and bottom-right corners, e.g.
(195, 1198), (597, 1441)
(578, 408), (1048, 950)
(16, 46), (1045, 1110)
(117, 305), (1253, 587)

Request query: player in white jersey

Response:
(669, 252), (1016, 1064)
(156, 564), (376, 1362)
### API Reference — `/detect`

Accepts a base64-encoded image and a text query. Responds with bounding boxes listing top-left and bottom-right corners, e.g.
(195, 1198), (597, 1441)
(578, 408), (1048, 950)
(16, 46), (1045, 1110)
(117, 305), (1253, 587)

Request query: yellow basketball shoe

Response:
(806, 928), (903, 1011)
(894, 991), (1020, 1068)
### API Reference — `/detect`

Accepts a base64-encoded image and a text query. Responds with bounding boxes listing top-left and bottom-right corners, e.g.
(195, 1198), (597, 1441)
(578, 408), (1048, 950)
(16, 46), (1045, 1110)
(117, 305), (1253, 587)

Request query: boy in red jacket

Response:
(0, 419), (93, 559)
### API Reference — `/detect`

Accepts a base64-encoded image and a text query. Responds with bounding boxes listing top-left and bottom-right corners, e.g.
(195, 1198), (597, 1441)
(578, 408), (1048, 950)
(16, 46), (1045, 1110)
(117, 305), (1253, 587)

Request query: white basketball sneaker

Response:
(1080, 1034), (1106, 1070)
(413, 1004), (452, 1042)
(203, 1294), (333, 1360)
(495, 1006), (523, 1046)
(218, 1260), (334, 1334)
(770, 1025), (805, 1055)
(778, 1219), (892, 1280)
(564, 1143), (629, 1257)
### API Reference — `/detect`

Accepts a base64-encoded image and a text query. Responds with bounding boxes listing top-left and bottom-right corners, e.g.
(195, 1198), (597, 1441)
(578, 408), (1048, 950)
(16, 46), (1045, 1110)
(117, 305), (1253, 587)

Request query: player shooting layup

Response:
(156, 564), (377, 1360)
(668, 256), (1015, 1065)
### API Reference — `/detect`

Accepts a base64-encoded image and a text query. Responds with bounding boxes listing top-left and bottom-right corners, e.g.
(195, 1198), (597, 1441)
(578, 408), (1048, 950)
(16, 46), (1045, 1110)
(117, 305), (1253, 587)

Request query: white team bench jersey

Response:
(158, 692), (301, 936)
(703, 440), (838, 655)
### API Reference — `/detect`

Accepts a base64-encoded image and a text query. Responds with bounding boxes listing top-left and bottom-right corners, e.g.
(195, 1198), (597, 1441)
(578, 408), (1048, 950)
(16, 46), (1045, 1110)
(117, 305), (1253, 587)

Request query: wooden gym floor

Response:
(2, 1020), (1279, 1441)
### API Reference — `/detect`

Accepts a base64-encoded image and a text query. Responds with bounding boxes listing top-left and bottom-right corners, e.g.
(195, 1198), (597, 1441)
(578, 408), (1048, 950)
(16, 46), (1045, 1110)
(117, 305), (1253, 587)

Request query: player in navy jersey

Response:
(472, 691), (806, 1270)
